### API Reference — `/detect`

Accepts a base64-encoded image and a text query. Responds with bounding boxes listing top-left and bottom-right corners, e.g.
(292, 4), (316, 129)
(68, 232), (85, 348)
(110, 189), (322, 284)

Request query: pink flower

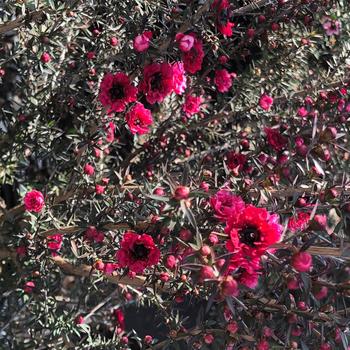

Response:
(83, 163), (95, 176)
(182, 94), (202, 116)
(176, 33), (195, 52)
(214, 69), (233, 93)
(226, 151), (247, 175)
(259, 94), (274, 111)
(322, 16), (341, 36)
(172, 62), (187, 94)
(264, 127), (287, 152)
(212, 0), (235, 37)
(24, 190), (45, 213)
(47, 234), (63, 252)
(297, 106), (308, 117)
(210, 189), (245, 221)
(125, 103), (153, 135)
(139, 62), (174, 104)
(291, 252), (312, 272)
(288, 212), (310, 233)
(181, 33), (205, 74)
(99, 72), (137, 113)
(95, 184), (105, 195)
(133, 31), (152, 52)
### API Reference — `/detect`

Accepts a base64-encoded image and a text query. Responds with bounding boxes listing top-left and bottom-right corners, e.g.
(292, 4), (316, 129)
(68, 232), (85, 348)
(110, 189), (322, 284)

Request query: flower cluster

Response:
(211, 190), (282, 288)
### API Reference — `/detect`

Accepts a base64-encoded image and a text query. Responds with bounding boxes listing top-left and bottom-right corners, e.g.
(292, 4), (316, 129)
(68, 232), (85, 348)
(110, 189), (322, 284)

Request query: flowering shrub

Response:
(1, 0), (350, 349)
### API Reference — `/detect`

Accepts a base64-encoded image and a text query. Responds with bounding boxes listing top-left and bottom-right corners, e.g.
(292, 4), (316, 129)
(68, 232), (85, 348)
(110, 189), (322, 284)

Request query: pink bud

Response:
(165, 255), (177, 269)
(83, 163), (95, 176)
(220, 276), (238, 297)
(179, 229), (192, 241)
(200, 245), (211, 256)
(40, 52), (51, 63)
(178, 34), (194, 52)
(291, 252), (313, 272)
(144, 335), (153, 345)
(110, 37), (118, 46)
(204, 333), (214, 344)
(173, 186), (190, 200)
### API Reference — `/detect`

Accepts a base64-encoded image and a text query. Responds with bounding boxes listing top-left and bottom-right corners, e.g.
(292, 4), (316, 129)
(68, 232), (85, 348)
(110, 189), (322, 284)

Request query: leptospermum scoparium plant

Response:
(0, 0), (350, 349)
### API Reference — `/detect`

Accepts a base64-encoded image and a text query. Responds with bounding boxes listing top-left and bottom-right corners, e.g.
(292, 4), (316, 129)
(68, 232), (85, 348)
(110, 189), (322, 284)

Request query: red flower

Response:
(47, 234), (63, 252)
(116, 231), (161, 273)
(259, 94), (274, 111)
(288, 212), (310, 233)
(291, 251), (312, 272)
(133, 31), (152, 52)
(226, 151), (247, 175)
(84, 226), (104, 243)
(181, 33), (205, 74)
(99, 72), (137, 113)
(226, 205), (282, 259)
(125, 102), (153, 135)
(214, 69), (233, 92)
(212, 0), (235, 37)
(210, 189), (245, 222)
(264, 127), (287, 152)
(182, 94), (202, 116)
(24, 190), (45, 213)
(172, 62), (187, 95)
(139, 62), (174, 104)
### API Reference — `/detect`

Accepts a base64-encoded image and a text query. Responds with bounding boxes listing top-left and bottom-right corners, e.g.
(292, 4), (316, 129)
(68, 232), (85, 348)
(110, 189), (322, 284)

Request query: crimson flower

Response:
(125, 102), (153, 135)
(226, 205), (282, 259)
(214, 69), (234, 92)
(99, 72), (137, 113)
(182, 94), (202, 116)
(259, 94), (274, 111)
(210, 190), (245, 222)
(47, 234), (63, 252)
(181, 33), (205, 74)
(116, 231), (160, 273)
(264, 127), (288, 152)
(212, 0), (235, 37)
(24, 190), (45, 213)
(139, 62), (174, 104)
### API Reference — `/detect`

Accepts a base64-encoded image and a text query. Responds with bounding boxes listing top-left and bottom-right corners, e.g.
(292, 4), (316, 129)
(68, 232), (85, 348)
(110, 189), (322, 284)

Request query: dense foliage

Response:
(0, 0), (350, 349)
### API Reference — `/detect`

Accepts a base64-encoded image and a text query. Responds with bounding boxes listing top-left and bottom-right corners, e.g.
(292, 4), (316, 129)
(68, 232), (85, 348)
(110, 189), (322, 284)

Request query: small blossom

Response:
(176, 33), (194, 52)
(214, 69), (233, 93)
(259, 94), (274, 111)
(24, 190), (45, 213)
(183, 94), (202, 116)
(125, 102), (153, 135)
(133, 31), (152, 52)
(291, 252), (313, 272)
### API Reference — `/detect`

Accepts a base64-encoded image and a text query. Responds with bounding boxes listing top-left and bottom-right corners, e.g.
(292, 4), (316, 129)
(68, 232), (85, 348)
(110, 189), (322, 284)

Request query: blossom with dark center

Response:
(99, 72), (137, 113)
(139, 62), (174, 104)
(116, 231), (160, 273)
(226, 205), (282, 259)
(212, 0), (235, 37)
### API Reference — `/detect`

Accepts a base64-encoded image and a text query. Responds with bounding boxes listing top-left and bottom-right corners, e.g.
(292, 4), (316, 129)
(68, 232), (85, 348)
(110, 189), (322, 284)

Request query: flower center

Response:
(109, 83), (125, 100)
(150, 72), (163, 91)
(132, 244), (150, 260)
(239, 226), (260, 247)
